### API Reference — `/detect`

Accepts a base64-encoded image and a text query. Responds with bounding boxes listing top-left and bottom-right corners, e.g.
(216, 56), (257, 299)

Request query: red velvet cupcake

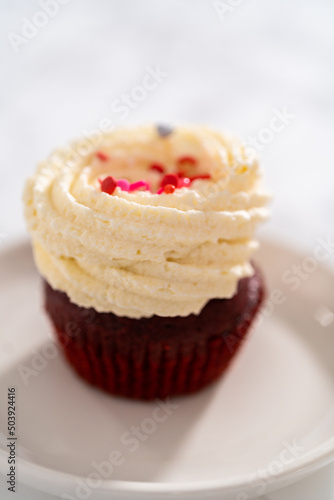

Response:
(23, 125), (270, 400)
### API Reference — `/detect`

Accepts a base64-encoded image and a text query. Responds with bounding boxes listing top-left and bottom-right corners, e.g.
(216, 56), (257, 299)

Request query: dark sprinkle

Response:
(156, 124), (174, 138)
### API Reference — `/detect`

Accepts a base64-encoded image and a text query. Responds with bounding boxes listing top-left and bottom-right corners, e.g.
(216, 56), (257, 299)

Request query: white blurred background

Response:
(1, 0), (334, 253)
(1, 1), (334, 498)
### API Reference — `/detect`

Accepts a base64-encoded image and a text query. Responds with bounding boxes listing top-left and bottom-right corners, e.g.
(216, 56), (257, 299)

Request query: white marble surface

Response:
(1, 0), (334, 498)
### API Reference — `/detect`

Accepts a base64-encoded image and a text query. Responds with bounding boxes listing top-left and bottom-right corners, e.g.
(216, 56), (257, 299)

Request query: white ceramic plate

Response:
(0, 239), (334, 500)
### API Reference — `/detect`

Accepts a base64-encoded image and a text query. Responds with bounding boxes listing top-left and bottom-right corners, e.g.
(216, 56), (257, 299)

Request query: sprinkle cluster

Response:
(97, 125), (211, 196)
(98, 152), (211, 195)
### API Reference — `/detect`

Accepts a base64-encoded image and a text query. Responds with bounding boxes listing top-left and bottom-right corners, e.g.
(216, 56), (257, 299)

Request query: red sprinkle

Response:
(164, 184), (176, 194)
(161, 173), (179, 188)
(177, 156), (197, 166)
(190, 174), (211, 181)
(149, 163), (165, 174)
(95, 151), (110, 162)
(117, 179), (130, 191)
(101, 176), (117, 195)
(129, 180), (150, 192)
(179, 177), (191, 188)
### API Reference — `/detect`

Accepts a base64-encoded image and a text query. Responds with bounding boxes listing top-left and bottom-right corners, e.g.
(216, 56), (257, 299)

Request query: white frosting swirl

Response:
(23, 125), (270, 318)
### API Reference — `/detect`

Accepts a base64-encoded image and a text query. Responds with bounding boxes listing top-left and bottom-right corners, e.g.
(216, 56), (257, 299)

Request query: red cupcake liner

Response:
(44, 264), (265, 400)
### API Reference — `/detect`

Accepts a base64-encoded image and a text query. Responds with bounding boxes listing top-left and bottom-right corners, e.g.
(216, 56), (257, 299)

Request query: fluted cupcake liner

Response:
(44, 265), (265, 400)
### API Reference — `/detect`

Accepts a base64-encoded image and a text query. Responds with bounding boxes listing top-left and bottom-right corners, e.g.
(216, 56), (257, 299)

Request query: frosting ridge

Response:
(23, 125), (270, 318)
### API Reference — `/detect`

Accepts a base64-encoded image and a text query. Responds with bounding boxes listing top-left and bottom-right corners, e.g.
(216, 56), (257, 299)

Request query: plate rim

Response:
(0, 437), (333, 495)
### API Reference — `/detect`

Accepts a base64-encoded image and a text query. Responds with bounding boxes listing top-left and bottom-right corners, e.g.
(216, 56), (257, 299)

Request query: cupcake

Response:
(23, 125), (270, 400)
